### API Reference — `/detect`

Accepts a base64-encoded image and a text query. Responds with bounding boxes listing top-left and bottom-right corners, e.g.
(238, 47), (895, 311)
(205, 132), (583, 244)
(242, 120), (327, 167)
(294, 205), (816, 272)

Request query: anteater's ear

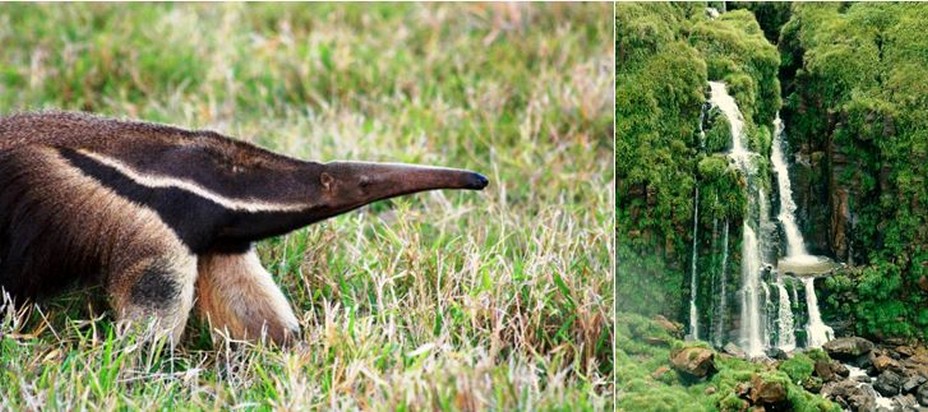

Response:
(320, 172), (334, 193)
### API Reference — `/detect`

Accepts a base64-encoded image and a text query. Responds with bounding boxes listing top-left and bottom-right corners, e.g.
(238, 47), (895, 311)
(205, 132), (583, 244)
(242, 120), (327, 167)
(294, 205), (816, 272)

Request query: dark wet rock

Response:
(724, 342), (747, 359)
(749, 374), (788, 408)
(902, 374), (926, 394)
(834, 362), (850, 378)
(822, 380), (877, 412)
(766, 347), (788, 360)
(671, 347), (716, 379)
(815, 359), (837, 382)
(917, 382), (928, 406)
(874, 370), (903, 397)
(814, 358), (850, 384)
(824, 337), (874, 360)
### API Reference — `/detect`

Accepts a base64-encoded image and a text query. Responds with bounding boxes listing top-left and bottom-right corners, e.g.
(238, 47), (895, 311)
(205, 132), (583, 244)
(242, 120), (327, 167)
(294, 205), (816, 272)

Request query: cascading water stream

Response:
(688, 187), (700, 340)
(772, 115), (809, 258)
(772, 114), (834, 349)
(775, 274), (796, 351)
(739, 225), (765, 357)
(709, 81), (766, 357)
(714, 219), (729, 348)
(803, 277), (835, 347)
(688, 102), (709, 341)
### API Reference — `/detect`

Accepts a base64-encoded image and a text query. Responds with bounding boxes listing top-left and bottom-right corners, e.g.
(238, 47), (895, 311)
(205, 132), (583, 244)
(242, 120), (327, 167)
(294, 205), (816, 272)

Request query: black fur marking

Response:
(57, 148), (314, 251)
(130, 260), (180, 309)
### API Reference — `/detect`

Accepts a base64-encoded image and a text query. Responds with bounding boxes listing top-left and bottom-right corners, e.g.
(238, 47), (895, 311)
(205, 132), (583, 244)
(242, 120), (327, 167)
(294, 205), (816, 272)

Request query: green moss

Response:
(617, 2), (780, 320)
(778, 352), (815, 383)
(786, 4), (928, 339)
(617, 313), (838, 412)
(704, 107), (732, 153)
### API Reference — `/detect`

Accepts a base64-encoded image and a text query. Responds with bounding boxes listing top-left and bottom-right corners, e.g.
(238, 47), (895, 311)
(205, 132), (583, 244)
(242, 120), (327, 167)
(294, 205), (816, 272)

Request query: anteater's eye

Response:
(358, 176), (371, 188)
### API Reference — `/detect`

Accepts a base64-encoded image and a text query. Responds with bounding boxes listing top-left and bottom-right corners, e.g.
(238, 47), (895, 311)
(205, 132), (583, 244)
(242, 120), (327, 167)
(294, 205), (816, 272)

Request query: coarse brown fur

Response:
(0, 111), (487, 346)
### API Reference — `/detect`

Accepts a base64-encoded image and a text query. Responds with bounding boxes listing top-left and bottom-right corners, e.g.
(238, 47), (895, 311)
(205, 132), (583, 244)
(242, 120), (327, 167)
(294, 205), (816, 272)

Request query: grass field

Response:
(0, 4), (614, 410)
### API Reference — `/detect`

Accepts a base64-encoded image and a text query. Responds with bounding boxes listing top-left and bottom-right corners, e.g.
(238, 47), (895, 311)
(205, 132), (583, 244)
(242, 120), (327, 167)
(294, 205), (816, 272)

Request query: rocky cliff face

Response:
(788, 120), (867, 264)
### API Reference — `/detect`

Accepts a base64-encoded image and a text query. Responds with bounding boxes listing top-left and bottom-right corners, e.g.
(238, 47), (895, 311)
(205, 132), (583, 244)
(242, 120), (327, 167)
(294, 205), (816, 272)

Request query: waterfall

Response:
(714, 219), (729, 348)
(773, 114), (834, 349)
(706, 87), (834, 356)
(688, 186), (700, 340)
(803, 277), (835, 348)
(740, 224), (765, 357)
(710, 81), (765, 358)
(775, 274), (796, 351)
(771, 115), (809, 258)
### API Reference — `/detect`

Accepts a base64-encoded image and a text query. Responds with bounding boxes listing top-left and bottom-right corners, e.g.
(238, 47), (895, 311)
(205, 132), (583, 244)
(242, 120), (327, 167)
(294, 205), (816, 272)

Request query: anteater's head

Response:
(1, 111), (489, 246)
(307, 161), (488, 220)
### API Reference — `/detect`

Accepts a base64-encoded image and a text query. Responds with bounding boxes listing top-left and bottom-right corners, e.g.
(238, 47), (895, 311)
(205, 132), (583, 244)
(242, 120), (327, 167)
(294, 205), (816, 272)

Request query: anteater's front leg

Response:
(107, 250), (198, 344)
(195, 248), (300, 346)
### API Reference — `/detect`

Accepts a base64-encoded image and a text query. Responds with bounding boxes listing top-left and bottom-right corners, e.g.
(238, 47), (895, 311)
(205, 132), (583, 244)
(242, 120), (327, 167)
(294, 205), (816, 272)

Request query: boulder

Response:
(723, 342), (747, 359)
(802, 376), (824, 394)
(833, 362), (850, 378)
(822, 380), (877, 412)
(671, 347), (716, 379)
(917, 382), (928, 407)
(766, 347), (788, 360)
(815, 360), (837, 382)
(824, 337), (874, 360)
(654, 315), (683, 337)
(872, 355), (900, 373)
(873, 370), (903, 397)
(902, 373), (926, 394)
(896, 345), (916, 358)
(749, 374), (788, 407)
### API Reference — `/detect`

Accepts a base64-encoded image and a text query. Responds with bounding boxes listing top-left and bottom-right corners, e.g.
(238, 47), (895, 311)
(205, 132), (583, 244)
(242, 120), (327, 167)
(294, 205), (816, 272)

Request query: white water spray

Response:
(803, 277), (835, 348)
(710, 81), (766, 357)
(772, 115), (809, 258)
(689, 187), (700, 340)
(715, 219), (729, 347)
(739, 224), (765, 357)
(775, 275), (796, 351)
(773, 114), (835, 349)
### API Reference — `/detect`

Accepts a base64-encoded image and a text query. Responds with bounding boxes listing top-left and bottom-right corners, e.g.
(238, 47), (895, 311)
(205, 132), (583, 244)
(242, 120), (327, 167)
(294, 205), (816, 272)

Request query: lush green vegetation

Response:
(617, 1), (928, 340)
(617, 2), (928, 409)
(616, 2), (779, 322)
(0, 4), (614, 409)
(616, 313), (839, 412)
(778, 4), (928, 340)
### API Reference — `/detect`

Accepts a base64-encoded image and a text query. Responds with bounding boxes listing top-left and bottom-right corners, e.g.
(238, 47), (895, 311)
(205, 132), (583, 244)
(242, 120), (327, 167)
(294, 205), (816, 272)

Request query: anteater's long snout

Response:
(324, 161), (489, 195)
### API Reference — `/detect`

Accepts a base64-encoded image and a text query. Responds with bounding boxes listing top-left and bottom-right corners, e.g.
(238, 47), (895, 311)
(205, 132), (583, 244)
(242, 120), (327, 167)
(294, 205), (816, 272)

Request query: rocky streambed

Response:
(819, 337), (928, 411)
(658, 315), (928, 411)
